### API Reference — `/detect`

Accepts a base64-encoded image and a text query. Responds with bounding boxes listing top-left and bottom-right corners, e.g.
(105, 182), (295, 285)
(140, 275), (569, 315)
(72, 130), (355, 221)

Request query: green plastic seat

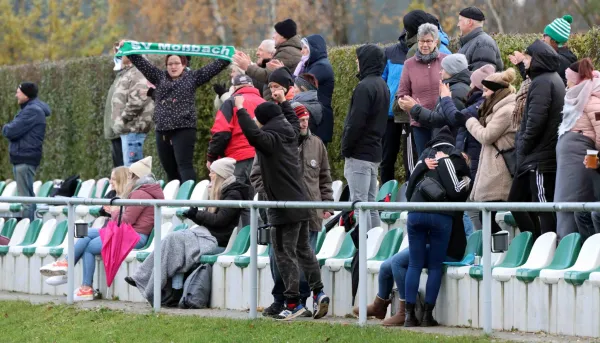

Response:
(175, 180), (195, 200)
(319, 229), (355, 268)
(504, 212), (517, 227)
(234, 246), (270, 268)
(199, 225), (251, 265)
(23, 221), (68, 257)
(516, 232), (581, 283)
(470, 232), (533, 281)
(0, 181), (6, 195)
(0, 219), (45, 255)
(565, 266), (600, 286)
(0, 218), (18, 239)
(158, 180), (165, 189)
(368, 228), (403, 262)
(372, 180), (400, 225)
(315, 227), (326, 255)
(380, 212), (401, 225)
(466, 230), (483, 257)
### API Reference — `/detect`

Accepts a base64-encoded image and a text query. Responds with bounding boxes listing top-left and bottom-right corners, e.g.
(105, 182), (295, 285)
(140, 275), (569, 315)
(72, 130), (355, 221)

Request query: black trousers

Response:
(508, 169), (556, 239)
(111, 138), (124, 168)
(234, 158), (254, 227)
(380, 119), (417, 184)
(155, 128), (197, 182)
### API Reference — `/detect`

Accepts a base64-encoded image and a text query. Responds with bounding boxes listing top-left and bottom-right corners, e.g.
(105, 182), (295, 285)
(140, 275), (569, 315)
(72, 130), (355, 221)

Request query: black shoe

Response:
(421, 303), (439, 327)
(404, 303), (420, 327)
(124, 276), (137, 287)
(262, 302), (284, 317)
(164, 289), (183, 308)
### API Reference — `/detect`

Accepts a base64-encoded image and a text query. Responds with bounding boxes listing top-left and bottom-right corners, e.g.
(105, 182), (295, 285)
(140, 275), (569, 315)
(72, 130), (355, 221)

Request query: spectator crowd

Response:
(4, 5), (600, 325)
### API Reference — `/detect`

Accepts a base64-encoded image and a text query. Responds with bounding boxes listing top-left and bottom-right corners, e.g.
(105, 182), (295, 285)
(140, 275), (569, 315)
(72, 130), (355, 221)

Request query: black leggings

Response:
(155, 128), (197, 182)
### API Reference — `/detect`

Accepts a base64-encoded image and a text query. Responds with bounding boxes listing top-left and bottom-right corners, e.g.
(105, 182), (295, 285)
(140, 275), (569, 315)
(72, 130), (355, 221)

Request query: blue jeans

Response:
(378, 246), (458, 300)
(412, 126), (431, 158)
(120, 133), (146, 167)
(463, 212), (474, 238)
(270, 230), (318, 305)
(68, 228), (148, 287)
(13, 164), (36, 221)
(405, 212), (453, 305)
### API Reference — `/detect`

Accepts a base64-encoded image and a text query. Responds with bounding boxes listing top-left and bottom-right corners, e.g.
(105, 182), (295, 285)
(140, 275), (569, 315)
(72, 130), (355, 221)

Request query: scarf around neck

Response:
(415, 47), (439, 64)
(559, 71), (600, 137)
(478, 88), (513, 126)
(511, 78), (531, 128)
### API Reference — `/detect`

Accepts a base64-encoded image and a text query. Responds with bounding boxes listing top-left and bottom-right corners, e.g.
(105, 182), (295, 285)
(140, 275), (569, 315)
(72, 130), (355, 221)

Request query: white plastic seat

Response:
(163, 179), (210, 225)
(94, 178), (109, 198)
(5, 219), (30, 247)
(590, 272), (600, 287)
(33, 181), (42, 196)
(10, 219), (58, 255)
(76, 179), (96, 198)
(324, 227), (384, 272)
(493, 232), (556, 282)
(540, 233), (600, 284)
(0, 182), (18, 212)
(332, 180), (343, 202)
(315, 226), (345, 262)
(162, 180), (180, 200)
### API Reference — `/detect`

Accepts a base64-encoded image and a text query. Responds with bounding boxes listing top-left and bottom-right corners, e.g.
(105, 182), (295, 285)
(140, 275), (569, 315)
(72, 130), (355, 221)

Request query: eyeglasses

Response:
(418, 39), (435, 45)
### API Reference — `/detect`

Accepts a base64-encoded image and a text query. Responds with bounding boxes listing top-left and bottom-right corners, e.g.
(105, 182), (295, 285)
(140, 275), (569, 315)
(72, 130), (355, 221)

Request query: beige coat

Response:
(466, 93), (517, 202)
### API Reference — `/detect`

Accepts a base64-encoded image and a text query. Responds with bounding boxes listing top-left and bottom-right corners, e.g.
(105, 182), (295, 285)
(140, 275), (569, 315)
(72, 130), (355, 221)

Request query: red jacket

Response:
(208, 86), (264, 162)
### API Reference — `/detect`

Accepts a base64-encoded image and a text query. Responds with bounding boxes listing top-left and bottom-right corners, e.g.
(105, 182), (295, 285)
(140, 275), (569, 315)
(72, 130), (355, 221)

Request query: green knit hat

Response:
(544, 15), (573, 46)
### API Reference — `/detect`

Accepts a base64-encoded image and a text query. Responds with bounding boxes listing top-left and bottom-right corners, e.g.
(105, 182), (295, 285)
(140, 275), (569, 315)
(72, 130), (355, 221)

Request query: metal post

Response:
(482, 209), (492, 334)
(249, 207), (258, 319)
(153, 205), (162, 312)
(67, 203), (75, 304)
(358, 208), (368, 326)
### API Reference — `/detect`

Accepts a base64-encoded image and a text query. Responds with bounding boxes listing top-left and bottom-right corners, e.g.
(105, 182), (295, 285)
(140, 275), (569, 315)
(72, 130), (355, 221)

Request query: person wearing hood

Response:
(397, 23), (448, 157)
(341, 44), (389, 231)
(452, 69), (518, 233)
(381, 11), (451, 184)
(126, 157), (246, 306)
(291, 73), (323, 133)
(409, 53), (471, 137)
(261, 103), (334, 318)
(234, 19), (302, 101)
(3, 82), (51, 221)
(403, 127), (471, 327)
(508, 40), (565, 239)
(457, 6), (504, 72)
(41, 156), (164, 301)
(555, 59), (600, 241)
(236, 89), (330, 320)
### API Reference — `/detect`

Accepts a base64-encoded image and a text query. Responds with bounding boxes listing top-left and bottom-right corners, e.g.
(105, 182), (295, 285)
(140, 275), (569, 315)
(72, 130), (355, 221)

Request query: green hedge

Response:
(0, 29), (598, 183)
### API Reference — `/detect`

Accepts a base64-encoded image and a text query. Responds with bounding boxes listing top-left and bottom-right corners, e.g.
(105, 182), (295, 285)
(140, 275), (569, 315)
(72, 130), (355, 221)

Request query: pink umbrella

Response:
(99, 208), (140, 287)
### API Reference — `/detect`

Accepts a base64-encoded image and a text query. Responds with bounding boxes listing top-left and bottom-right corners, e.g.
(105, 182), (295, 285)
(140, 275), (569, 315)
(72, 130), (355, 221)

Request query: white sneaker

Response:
(73, 287), (94, 302)
(40, 260), (68, 277)
(45, 275), (68, 286)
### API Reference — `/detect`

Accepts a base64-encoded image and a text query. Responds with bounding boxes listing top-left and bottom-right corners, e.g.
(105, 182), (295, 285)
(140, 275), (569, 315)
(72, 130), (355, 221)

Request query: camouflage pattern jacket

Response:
(111, 65), (154, 135)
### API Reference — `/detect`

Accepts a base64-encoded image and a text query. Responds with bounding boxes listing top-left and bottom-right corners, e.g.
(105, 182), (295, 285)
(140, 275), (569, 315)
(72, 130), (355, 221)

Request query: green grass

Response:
(0, 301), (494, 343)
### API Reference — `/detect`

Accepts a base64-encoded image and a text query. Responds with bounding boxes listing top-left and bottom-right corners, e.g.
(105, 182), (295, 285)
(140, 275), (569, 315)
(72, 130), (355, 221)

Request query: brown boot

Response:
(352, 295), (390, 320)
(382, 300), (405, 326)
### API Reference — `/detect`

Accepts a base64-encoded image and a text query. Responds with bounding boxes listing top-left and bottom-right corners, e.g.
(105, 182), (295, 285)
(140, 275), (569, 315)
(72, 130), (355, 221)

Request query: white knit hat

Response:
(130, 156), (152, 179)
(210, 157), (236, 179)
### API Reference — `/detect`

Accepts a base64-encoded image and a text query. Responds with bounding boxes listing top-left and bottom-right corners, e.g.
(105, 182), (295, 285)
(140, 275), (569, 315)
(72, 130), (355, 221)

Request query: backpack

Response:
(50, 175), (80, 197)
(178, 263), (212, 309)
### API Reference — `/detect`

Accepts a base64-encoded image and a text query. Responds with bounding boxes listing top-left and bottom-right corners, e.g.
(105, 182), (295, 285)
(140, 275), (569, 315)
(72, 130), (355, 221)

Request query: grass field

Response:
(0, 301), (497, 343)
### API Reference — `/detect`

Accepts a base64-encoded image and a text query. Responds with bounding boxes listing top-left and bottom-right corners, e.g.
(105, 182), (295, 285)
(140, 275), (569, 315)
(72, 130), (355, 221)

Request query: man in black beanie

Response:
(236, 89), (330, 321)
(233, 18), (302, 102)
(2, 82), (51, 221)
(457, 6), (503, 71)
(267, 66), (294, 101)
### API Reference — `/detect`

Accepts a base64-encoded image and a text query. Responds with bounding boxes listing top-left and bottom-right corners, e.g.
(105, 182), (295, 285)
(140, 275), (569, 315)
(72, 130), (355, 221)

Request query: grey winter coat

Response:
(458, 28), (504, 72)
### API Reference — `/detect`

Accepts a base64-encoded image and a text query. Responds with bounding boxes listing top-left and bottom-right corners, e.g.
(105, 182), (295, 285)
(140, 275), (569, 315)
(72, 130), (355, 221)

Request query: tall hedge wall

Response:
(0, 29), (598, 183)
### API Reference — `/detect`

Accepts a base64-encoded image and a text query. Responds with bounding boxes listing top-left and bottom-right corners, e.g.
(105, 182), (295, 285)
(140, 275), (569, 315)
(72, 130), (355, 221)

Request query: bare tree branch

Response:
(485, 0), (504, 33)
(569, 0), (594, 28)
(209, 0), (226, 44)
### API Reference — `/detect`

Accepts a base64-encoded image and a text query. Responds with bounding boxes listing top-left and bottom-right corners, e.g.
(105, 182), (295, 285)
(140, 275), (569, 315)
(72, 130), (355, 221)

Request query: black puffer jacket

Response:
(557, 47), (578, 86)
(341, 44), (390, 163)
(516, 40), (566, 174)
(405, 127), (470, 260)
(190, 179), (250, 247)
(129, 55), (229, 132)
(238, 101), (309, 225)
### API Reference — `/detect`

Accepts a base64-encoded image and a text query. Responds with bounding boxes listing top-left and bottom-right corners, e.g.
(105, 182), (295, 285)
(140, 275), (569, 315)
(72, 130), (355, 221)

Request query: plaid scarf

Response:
(512, 78), (531, 128)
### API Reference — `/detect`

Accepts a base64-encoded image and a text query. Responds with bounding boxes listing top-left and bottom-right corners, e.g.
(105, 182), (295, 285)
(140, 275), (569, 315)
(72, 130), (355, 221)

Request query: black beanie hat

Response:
(19, 82), (38, 99)
(268, 67), (294, 93)
(274, 19), (297, 39)
(254, 102), (283, 125)
(403, 10), (431, 39)
(459, 6), (485, 21)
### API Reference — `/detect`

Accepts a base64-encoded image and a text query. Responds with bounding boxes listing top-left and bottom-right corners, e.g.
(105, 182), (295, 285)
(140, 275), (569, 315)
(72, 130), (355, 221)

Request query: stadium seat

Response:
(161, 180), (196, 226)
(0, 181), (18, 214)
(162, 180), (180, 200)
(200, 226), (250, 265)
(94, 178), (110, 198)
(332, 180), (343, 202)
(540, 233), (600, 284)
(0, 218), (16, 239)
(314, 226), (345, 266)
(220, 244), (268, 310)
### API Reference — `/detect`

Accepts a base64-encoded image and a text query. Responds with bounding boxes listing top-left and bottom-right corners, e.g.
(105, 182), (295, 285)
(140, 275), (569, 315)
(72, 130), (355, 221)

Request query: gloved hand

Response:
(182, 207), (199, 220)
(454, 111), (471, 127)
(213, 83), (227, 97)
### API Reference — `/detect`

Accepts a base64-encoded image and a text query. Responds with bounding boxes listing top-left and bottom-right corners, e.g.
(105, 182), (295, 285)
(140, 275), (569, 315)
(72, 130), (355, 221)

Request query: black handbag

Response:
(492, 143), (517, 177)
(416, 177), (447, 202)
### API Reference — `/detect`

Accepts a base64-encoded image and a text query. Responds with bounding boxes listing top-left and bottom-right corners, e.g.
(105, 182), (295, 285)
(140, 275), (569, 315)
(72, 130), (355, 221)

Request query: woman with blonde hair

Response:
(445, 68), (518, 233)
(126, 157), (250, 306)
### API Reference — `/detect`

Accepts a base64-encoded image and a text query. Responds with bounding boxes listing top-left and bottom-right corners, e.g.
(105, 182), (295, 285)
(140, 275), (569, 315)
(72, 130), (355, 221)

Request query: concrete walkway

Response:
(0, 291), (595, 343)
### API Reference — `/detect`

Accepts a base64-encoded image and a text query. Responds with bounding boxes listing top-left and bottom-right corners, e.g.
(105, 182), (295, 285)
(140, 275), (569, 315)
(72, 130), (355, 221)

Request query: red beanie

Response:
(293, 104), (310, 119)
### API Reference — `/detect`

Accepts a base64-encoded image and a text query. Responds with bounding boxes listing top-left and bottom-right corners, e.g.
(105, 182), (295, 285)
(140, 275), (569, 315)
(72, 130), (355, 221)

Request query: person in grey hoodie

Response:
(457, 7), (503, 72)
(2, 82), (51, 221)
(291, 73), (323, 134)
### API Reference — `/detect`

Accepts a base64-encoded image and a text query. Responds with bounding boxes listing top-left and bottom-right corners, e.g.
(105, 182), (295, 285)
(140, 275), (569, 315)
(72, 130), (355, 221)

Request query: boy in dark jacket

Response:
(341, 44), (390, 231)
(236, 86), (330, 321)
(508, 39), (566, 238)
(2, 82), (51, 221)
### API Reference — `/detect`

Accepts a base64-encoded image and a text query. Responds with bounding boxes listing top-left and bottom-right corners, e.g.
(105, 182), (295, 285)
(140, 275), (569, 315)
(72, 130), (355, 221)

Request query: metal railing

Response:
(2, 195), (600, 334)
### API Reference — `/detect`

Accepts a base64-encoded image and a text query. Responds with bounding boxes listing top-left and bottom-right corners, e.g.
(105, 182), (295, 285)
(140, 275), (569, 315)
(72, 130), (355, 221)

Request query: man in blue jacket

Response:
(2, 82), (51, 220)
(381, 10), (452, 184)
(303, 34), (335, 146)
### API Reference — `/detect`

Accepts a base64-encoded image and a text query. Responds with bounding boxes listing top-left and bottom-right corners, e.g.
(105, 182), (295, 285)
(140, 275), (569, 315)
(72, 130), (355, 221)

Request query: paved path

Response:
(0, 291), (595, 343)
